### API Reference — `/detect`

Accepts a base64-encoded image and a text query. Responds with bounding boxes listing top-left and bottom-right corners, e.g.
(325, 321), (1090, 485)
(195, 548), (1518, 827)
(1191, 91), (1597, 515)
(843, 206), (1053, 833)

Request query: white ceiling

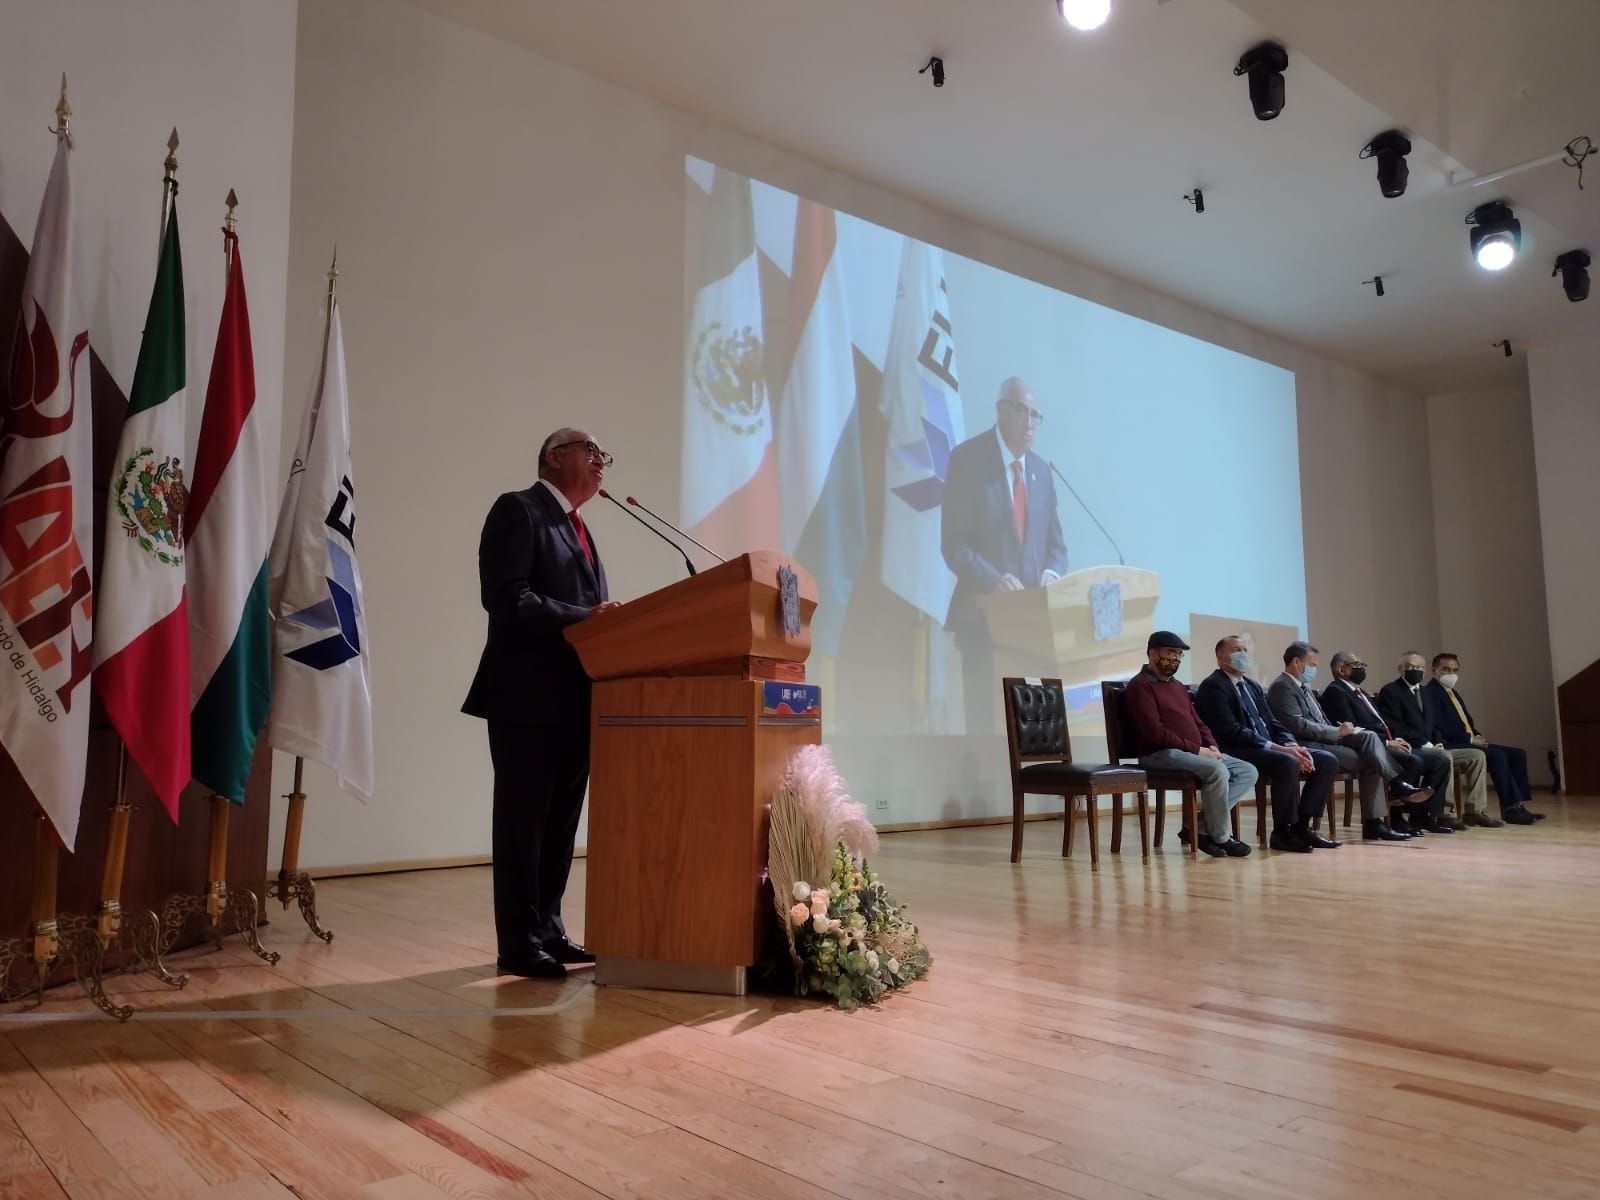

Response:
(403, 0), (1600, 393)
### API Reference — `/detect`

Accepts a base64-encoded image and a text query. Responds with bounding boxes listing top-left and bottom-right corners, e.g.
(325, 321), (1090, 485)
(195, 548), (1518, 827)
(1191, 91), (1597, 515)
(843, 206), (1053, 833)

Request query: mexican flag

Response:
(187, 230), (270, 803)
(94, 203), (190, 820)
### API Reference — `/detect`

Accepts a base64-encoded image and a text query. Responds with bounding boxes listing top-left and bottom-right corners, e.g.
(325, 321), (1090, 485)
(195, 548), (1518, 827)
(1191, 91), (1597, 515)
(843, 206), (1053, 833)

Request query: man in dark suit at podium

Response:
(463, 427), (622, 978)
(940, 377), (1069, 735)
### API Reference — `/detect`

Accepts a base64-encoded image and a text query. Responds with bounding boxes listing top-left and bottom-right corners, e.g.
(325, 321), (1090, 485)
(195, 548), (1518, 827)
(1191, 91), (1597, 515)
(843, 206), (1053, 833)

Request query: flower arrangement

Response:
(768, 745), (931, 1010)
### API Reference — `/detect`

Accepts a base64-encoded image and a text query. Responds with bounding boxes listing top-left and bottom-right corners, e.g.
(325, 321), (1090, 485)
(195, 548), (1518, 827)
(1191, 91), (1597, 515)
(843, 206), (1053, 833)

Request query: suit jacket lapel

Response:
(534, 484), (600, 597)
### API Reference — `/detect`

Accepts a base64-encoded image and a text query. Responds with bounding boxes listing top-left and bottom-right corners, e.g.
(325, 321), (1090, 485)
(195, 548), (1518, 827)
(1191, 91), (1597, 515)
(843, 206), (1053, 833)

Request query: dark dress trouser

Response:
(488, 720), (590, 959)
(1229, 744), (1337, 827)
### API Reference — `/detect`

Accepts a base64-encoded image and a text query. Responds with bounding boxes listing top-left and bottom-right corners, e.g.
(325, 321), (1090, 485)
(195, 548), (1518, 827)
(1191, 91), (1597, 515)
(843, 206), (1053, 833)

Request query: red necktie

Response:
(1012, 460), (1027, 543)
(569, 510), (595, 568)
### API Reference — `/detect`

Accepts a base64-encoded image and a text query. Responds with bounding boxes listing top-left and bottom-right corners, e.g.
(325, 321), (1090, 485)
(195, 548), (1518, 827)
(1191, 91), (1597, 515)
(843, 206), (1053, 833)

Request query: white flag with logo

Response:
(265, 301), (373, 802)
(0, 138), (94, 848)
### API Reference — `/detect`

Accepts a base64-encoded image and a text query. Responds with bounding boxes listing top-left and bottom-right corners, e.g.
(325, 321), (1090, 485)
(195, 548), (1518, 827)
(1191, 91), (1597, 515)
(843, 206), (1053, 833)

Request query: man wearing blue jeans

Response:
(1123, 631), (1258, 858)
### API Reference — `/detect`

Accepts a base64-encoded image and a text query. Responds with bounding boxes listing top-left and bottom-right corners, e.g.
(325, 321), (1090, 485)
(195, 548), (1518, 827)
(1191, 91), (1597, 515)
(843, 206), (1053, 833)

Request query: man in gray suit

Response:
(1266, 641), (1432, 842)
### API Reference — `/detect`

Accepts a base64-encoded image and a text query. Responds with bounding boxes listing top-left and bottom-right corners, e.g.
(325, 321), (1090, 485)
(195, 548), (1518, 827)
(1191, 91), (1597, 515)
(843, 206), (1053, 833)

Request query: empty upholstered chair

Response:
(1101, 679), (1199, 857)
(1002, 678), (1149, 867)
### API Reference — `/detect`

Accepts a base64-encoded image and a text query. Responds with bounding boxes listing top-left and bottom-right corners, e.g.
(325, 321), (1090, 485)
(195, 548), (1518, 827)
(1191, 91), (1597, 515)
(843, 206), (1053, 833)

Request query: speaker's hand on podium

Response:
(995, 574), (1024, 593)
(588, 600), (624, 617)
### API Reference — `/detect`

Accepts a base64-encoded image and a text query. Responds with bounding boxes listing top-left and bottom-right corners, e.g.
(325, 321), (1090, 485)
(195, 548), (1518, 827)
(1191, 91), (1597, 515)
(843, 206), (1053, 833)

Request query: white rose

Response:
(866, 950), (880, 971)
(812, 914), (829, 934)
(887, 958), (900, 974)
(792, 881), (811, 902)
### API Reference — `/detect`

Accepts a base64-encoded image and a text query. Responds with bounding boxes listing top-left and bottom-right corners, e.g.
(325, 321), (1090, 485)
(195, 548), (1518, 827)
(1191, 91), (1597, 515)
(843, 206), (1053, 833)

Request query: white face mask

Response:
(1438, 672), (1460, 690)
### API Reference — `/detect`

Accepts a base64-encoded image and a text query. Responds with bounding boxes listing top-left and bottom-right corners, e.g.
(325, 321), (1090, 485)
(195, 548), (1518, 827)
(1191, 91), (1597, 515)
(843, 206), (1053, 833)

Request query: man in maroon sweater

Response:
(1123, 631), (1258, 858)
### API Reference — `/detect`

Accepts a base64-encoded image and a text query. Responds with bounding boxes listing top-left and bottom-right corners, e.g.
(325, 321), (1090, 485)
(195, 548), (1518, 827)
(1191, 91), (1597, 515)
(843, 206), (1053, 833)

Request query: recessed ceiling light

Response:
(1056, 0), (1111, 32)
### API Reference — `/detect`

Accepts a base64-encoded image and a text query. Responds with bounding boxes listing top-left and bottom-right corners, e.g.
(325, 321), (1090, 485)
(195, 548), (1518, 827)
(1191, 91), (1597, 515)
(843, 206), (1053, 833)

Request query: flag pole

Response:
(158, 128), (178, 253)
(267, 250), (338, 943)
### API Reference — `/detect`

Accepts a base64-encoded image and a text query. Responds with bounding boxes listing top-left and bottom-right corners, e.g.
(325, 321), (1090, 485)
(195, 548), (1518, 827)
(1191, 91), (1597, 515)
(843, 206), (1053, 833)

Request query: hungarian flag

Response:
(773, 199), (865, 656)
(880, 238), (964, 623)
(680, 168), (780, 554)
(94, 203), (190, 820)
(267, 300), (373, 803)
(0, 136), (94, 850)
(187, 230), (270, 803)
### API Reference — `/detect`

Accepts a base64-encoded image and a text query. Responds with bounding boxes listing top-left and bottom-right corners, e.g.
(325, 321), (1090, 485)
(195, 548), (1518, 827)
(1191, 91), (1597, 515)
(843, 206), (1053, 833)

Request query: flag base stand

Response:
(147, 886), (280, 971)
(0, 915), (135, 1022)
(265, 872), (334, 943)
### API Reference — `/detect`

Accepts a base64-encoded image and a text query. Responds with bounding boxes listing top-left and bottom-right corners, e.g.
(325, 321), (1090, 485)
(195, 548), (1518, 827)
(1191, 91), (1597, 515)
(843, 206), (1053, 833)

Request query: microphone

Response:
(626, 495), (727, 564)
(598, 489), (696, 576)
(1048, 460), (1125, 567)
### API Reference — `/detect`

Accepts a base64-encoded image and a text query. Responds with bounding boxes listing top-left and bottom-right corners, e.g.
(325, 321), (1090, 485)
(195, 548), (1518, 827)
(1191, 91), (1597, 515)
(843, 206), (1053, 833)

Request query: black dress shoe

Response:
(1296, 825), (1341, 849)
(1420, 817), (1456, 834)
(1193, 832), (1228, 858)
(1270, 828), (1313, 853)
(1388, 781), (1433, 805)
(1503, 806), (1537, 825)
(496, 949), (566, 979)
(1524, 807), (1547, 820)
(544, 937), (596, 965)
(1363, 819), (1411, 841)
(1221, 837), (1252, 858)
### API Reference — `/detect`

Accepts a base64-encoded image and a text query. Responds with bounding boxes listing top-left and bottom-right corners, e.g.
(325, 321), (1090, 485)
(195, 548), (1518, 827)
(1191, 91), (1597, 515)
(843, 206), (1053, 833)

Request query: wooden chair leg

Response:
(1154, 789), (1167, 848)
(1064, 795), (1077, 859)
(1085, 793), (1101, 872)
(1137, 790), (1151, 863)
(1256, 780), (1268, 845)
(1011, 783), (1026, 864)
(1184, 788), (1198, 858)
(1342, 777), (1354, 828)
(1111, 794), (1124, 854)
(1230, 804), (1241, 841)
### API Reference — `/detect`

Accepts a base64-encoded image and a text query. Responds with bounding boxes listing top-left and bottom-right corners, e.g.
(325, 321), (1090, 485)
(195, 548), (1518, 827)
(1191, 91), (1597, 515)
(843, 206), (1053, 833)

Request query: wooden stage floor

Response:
(3, 801), (1599, 1199)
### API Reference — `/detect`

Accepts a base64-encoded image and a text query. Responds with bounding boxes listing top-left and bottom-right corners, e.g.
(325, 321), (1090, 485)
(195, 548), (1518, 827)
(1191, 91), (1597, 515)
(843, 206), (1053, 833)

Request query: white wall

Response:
(1427, 385), (1556, 769)
(273, 0), (1445, 870)
(0, 0), (297, 495)
(1529, 338), (1600, 753)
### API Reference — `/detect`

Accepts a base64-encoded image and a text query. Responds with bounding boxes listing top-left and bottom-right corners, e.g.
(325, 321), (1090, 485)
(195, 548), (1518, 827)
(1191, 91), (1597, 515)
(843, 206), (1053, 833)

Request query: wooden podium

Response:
(977, 566), (1160, 735)
(565, 550), (820, 995)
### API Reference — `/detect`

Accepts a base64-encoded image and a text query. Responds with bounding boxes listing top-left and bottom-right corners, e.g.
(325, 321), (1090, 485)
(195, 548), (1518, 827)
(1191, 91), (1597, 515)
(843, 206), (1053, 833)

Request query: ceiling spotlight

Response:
(1360, 130), (1412, 198)
(1056, 0), (1111, 31)
(1183, 189), (1205, 214)
(1495, 339), (1513, 358)
(1467, 200), (1521, 271)
(1234, 41), (1288, 121)
(1363, 276), (1386, 298)
(1554, 249), (1591, 301)
(918, 56), (945, 87)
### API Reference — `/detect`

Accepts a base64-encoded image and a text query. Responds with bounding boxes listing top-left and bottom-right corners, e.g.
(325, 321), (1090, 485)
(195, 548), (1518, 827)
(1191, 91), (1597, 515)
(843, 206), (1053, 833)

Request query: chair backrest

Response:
(1102, 679), (1134, 763)
(1001, 678), (1070, 777)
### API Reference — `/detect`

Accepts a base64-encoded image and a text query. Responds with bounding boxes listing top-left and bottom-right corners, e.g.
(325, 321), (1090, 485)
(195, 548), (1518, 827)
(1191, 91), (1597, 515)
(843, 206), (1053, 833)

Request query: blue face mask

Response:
(1303, 665), (1319, 684)
(1228, 651), (1252, 674)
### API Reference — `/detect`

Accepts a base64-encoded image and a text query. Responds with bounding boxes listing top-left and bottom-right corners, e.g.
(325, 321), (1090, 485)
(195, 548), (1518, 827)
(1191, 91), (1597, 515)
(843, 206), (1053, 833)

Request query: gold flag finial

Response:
(327, 246), (339, 300)
(163, 127), (180, 186)
(224, 188), (239, 232)
(52, 73), (73, 148)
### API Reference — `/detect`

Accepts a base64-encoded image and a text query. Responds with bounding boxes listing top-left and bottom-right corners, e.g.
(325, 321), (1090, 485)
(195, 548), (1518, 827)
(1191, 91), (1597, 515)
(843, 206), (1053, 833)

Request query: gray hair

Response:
(538, 426), (585, 479)
(1329, 650), (1359, 672)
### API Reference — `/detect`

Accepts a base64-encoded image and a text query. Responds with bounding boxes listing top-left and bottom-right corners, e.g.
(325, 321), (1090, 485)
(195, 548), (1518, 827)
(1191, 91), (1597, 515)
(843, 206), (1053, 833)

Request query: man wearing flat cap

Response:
(1122, 631), (1258, 857)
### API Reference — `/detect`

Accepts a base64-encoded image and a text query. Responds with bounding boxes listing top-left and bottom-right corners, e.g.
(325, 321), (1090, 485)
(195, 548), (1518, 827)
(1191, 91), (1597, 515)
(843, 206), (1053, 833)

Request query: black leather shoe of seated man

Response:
(545, 937), (596, 966)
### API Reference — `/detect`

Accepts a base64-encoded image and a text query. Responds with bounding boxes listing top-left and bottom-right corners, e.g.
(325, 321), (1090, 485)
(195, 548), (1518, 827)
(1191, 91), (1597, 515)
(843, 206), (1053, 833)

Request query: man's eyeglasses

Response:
(549, 439), (614, 467)
(1001, 398), (1046, 426)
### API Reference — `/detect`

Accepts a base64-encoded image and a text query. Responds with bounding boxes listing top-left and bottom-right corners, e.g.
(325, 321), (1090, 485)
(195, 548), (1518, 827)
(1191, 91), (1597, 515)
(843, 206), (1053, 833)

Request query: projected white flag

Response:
(879, 238), (964, 622)
(266, 302), (373, 802)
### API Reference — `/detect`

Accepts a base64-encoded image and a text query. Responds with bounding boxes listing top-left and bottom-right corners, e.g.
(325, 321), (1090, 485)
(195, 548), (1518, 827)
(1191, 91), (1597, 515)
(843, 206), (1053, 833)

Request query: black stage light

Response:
(1184, 189), (1205, 214)
(1468, 201), (1521, 271)
(1361, 130), (1412, 198)
(1495, 339), (1513, 358)
(1554, 249), (1591, 302)
(1234, 41), (1288, 120)
(919, 56), (945, 87)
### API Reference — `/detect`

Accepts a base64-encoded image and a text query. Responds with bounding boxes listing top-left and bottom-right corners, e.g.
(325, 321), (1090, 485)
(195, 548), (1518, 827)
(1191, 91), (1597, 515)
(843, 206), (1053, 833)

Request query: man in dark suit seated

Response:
(462, 427), (623, 978)
(940, 377), (1068, 736)
(1195, 635), (1340, 853)
(1266, 641), (1431, 842)
(1377, 651), (1496, 827)
(1424, 652), (1543, 825)
(1321, 650), (1455, 834)
(1123, 631), (1257, 858)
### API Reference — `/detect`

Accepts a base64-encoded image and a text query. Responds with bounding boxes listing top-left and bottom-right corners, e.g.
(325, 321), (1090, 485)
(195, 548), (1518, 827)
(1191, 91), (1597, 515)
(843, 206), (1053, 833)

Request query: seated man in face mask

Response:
(1266, 641), (1432, 842)
(1377, 651), (1497, 828)
(1122, 631), (1258, 858)
(1195, 635), (1341, 853)
(1424, 652), (1544, 825)
(1320, 650), (1456, 835)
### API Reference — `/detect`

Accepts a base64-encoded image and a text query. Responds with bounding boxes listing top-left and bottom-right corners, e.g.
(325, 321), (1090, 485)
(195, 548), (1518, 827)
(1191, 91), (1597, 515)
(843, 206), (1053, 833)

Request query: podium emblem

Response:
(778, 564), (801, 638)
(1090, 581), (1123, 641)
